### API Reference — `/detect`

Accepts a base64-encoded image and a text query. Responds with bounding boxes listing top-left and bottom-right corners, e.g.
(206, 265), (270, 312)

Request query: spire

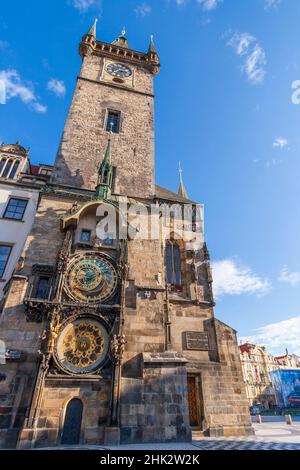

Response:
(112, 27), (131, 49)
(148, 34), (157, 54)
(178, 161), (188, 199)
(87, 18), (98, 38)
(95, 133), (113, 200)
(103, 133), (112, 165)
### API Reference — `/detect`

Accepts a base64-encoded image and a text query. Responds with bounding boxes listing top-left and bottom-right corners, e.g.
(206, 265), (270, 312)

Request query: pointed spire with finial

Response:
(178, 161), (188, 199)
(95, 131), (114, 200)
(103, 132), (112, 165)
(87, 18), (98, 38)
(148, 34), (157, 54)
(112, 26), (131, 49)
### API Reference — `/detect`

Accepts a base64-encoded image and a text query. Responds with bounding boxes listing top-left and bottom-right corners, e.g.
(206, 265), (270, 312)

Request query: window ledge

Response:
(2, 217), (25, 223)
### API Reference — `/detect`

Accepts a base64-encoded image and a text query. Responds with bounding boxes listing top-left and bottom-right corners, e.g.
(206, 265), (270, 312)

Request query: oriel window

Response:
(165, 240), (182, 289)
(106, 111), (121, 133)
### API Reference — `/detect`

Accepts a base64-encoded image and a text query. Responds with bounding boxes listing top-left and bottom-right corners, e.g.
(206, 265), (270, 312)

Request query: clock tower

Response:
(52, 23), (160, 198)
(0, 22), (253, 450)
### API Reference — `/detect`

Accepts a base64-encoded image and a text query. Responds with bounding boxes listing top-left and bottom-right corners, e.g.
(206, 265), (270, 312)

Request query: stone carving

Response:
(111, 334), (126, 364)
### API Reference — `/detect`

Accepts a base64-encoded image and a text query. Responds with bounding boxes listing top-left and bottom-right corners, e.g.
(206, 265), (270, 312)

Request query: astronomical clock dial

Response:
(106, 63), (132, 78)
(56, 318), (108, 374)
(64, 253), (118, 304)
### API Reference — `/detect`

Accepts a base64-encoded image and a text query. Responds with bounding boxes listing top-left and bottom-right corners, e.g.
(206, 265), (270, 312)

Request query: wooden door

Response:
(187, 376), (201, 427)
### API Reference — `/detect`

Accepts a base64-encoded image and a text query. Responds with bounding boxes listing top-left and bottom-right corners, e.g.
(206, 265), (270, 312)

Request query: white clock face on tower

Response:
(106, 63), (132, 78)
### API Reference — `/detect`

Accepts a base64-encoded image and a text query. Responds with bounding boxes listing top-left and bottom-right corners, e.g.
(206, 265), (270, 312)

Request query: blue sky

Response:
(1, 0), (300, 355)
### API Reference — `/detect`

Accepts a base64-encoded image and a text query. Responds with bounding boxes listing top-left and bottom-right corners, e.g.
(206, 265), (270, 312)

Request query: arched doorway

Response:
(61, 398), (83, 445)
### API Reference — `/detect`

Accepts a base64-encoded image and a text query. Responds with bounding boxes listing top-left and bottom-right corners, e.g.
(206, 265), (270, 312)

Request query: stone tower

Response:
(0, 24), (253, 449)
(52, 23), (159, 198)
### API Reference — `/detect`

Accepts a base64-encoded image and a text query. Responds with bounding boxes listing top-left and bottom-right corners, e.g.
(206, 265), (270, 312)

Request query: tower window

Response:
(106, 111), (121, 133)
(80, 229), (91, 242)
(0, 245), (12, 278)
(3, 198), (28, 221)
(165, 240), (182, 289)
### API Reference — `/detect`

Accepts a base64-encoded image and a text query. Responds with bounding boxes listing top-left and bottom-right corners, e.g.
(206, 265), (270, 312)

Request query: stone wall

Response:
(187, 320), (253, 437)
(18, 378), (111, 449)
(51, 53), (155, 198)
(0, 277), (44, 448)
(120, 353), (191, 444)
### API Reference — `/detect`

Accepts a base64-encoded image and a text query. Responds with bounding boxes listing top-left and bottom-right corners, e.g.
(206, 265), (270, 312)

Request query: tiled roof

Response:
(154, 184), (196, 204)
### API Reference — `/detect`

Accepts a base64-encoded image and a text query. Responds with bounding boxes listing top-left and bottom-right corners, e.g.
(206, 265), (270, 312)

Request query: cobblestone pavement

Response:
(39, 423), (300, 451)
(192, 423), (300, 450)
(104, 423), (300, 451)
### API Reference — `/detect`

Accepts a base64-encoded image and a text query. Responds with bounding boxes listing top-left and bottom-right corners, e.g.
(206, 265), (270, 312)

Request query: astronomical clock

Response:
(63, 252), (118, 304)
(54, 317), (109, 375)
(40, 244), (122, 377)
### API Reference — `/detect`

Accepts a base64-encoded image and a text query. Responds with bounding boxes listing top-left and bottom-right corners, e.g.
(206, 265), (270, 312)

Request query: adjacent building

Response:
(0, 143), (52, 304)
(0, 24), (253, 449)
(240, 343), (300, 409)
(275, 352), (300, 370)
(239, 343), (278, 409)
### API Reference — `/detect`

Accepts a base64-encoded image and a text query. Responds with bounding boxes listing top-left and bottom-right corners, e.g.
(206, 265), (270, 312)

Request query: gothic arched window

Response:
(2, 159), (13, 178)
(165, 240), (182, 289)
(8, 160), (19, 179)
(0, 158), (7, 176)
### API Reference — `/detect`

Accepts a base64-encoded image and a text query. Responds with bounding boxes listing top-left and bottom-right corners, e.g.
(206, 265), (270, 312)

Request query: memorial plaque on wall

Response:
(185, 331), (209, 351)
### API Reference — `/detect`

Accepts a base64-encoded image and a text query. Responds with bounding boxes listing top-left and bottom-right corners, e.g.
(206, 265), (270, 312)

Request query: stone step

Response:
(192, 430), (206, 439)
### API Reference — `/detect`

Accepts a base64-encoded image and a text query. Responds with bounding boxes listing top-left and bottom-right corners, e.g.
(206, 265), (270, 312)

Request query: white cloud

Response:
(273, 136), (288, 148)
(0, 69), (47, 113)
(176, 0), (187, 4)
(239, 316), (300, 356)
(265, 157), (283, 167)
(70, 0), (97, 11)
(135, 3), (152, 17)
(197, 0), (223, 10)
(212, 259), (271, 297)
(47, 78), (66, 98)
(278, 266), (300, 286)
(264, 0), (281, 10)
(227, 31), (266, 84)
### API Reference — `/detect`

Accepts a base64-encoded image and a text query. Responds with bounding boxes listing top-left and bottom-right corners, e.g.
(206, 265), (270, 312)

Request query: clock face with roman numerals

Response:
(64, 253), (118, 304)
(106, 63), (132, 78)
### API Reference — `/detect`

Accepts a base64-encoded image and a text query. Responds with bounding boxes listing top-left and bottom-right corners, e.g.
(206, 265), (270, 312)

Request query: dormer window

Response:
(2, 159), (13, 178)
(9, 161), (20, 179)
(0, 158), (21, 179)
(0, 158), (7, 175)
